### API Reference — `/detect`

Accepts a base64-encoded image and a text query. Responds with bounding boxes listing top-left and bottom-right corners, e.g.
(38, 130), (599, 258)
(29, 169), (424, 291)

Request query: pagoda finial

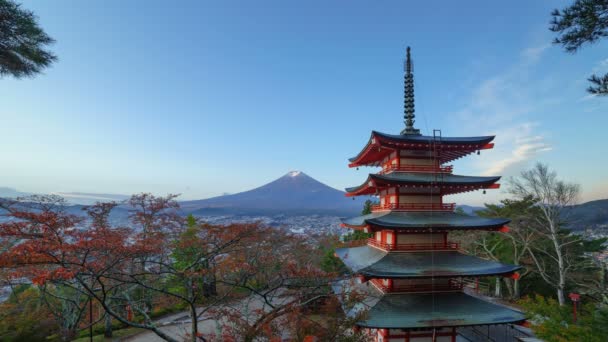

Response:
(400, 46), (421, 135)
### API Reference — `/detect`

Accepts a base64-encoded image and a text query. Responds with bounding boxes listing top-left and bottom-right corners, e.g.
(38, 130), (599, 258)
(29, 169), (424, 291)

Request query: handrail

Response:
(367, 239), (460, 251)
(371, 203), (455, 212)
(380, 164), (453, 174)
(370, 278), (463, 293)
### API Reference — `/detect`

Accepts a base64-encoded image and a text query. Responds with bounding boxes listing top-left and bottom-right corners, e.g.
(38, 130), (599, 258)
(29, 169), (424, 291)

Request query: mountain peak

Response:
(286, 170), (303, 177)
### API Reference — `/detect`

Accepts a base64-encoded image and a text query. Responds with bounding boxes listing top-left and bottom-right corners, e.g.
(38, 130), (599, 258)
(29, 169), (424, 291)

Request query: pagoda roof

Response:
(342, 211), (510, 231)
(348, 131), (495, 167)
(335, 246), (520, 278)
(345, 172), (500, 196)
(335, 280), (525, 329)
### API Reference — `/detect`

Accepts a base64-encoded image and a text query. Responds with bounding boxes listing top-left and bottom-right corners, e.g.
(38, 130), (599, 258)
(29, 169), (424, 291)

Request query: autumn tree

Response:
(0, 194), (360, 341)
(0, 195), (184, 341)
(550, 0), (608, 95)
(0, 0), (57, 78)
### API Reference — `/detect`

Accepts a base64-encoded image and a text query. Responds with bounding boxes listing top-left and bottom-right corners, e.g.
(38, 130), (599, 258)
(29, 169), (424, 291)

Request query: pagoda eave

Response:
(345, 175), (501, 197)
(341, 211), (511, 231)
(348, 131), (496, 167)
(335, 246), (522, 279)
(356, 292), (525, 329)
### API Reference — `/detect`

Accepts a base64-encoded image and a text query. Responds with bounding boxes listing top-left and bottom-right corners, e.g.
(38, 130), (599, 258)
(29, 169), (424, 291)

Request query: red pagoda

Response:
(335, 47), (525, 342)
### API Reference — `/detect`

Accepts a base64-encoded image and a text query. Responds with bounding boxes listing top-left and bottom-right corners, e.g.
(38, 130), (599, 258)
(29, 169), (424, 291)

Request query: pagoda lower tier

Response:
(341, 211), (510, 232)
(335, 246), (521, 279)
(333, 280), (526, 330)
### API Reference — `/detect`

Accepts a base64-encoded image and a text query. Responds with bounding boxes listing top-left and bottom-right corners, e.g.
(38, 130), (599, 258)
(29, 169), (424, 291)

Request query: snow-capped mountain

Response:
(180, 171), (365, 215)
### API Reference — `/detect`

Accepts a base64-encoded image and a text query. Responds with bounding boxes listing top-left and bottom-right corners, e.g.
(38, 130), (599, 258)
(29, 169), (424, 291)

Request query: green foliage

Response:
(343, 230), (372, 242)
(0, 286), (57, 341)
(454, 206), (467, 215)
(520, 294), (608, 342)
(320, 247), (347, 274)
(0, 0), (57, 78)
(550, 0), (608, 95)
(186, 213), (197, 228)
(361, 199), (374, 215)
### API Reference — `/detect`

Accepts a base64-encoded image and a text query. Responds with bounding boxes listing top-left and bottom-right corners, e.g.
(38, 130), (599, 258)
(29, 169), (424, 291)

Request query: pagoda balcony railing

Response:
(371, 203), (456, 212)
(370, 278), (463, 293)
(367, 239), (460, 251)
(380, 164), (453, 174)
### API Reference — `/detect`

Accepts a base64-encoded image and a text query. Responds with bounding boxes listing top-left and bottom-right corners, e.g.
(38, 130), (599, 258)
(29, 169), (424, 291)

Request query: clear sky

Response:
(2, 0), (607, 205)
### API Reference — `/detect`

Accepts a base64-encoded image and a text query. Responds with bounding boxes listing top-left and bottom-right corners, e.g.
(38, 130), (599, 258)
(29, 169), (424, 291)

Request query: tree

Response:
(0, 285), (57, 341)
(361, 199), (373, 215)
(550, 0), (608, 95)
(475, 196), (540, 299)
(509, 163), (583, 305)
(520, 294), (608, 342)
(0, 195), (356, 341)
(0, 0), (57, 78)
(0, 195), (185, 341)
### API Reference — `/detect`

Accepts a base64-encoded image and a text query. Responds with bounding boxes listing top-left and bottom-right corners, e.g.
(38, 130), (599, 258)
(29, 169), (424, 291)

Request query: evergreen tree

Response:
(550, 0), (608, 95)
(0, 0), (57, 78)
(361, 199), (373, 215)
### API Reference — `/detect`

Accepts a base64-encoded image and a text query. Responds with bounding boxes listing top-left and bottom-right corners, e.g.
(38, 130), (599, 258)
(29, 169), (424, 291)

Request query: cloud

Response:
(520, 44), (551, 65)
(453, 43), (554, 179)
(481, 123), (552, 176)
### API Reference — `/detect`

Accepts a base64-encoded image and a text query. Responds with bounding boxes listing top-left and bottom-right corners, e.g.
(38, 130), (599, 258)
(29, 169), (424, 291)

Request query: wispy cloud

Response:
(520, 44), (551, 65)
(453, 43), (555, 179)
(481, 123), (552, 176)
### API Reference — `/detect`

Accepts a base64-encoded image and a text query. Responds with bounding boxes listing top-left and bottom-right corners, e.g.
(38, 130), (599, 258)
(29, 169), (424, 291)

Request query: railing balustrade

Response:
(371, 203), (456, 212)
(380, 165), (453, 174)
(367, 239), (459, 251)
(370, 278), (463, 293)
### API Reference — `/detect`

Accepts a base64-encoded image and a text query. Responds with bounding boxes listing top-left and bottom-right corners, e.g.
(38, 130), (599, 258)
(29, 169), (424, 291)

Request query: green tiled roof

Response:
(332, 281), (526, 329)
(345, 173), (500, 193)
(363, 292), (525, 328)
(374, 131), (495, 145)
(342, 211), (509, 230)
(335, 246), (521, 278)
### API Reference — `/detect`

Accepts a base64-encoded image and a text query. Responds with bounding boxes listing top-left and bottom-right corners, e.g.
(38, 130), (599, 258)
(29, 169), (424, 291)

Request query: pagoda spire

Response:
(400, 46), (421, 135)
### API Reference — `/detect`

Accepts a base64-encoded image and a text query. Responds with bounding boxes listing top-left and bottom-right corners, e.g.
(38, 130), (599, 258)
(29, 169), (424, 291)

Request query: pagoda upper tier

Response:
(348, 131), (495, 167)
(345, 172), (501, 197)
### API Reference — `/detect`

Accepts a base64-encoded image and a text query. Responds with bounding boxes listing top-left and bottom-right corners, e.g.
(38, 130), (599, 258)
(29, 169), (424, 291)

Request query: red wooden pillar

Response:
(387, 278), (394, 291)
(451, 327), (456, 342)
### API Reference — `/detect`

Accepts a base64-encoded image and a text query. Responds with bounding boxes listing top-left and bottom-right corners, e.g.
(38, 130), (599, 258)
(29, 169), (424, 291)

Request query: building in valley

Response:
(334, 47), (526, 342)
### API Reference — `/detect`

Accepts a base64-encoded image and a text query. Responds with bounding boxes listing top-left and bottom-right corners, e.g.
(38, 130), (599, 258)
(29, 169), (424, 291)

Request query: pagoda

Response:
(335, 47), (526, 341)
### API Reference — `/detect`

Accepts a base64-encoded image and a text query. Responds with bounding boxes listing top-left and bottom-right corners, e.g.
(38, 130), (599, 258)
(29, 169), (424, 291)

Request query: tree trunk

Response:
(514, 278), (520, 299)
(495, 277), (501, 297)
(190, 304), (198, 342)
(553, 227), (567, 306)
(557, 287), (566, 306)
(503, 278), (514, 299)
(104, 313), (113, 338)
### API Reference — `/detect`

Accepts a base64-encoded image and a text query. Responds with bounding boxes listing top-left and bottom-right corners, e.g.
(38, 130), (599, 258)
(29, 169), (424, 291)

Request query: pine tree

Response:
(550, 0), (608, 95)
(0, 0), (57, 78)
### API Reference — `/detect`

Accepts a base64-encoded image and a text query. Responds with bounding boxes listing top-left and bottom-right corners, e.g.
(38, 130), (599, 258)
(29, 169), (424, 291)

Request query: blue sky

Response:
(2, 0), (607, 205)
